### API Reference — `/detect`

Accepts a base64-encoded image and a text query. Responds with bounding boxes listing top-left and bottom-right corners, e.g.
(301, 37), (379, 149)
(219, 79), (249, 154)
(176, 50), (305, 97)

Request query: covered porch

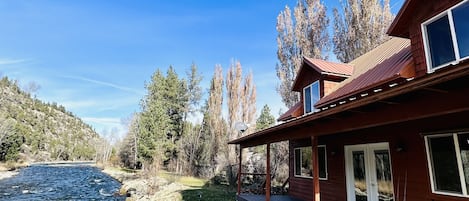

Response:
(230, 66), (469, 201)
(234, 138), (321, 201)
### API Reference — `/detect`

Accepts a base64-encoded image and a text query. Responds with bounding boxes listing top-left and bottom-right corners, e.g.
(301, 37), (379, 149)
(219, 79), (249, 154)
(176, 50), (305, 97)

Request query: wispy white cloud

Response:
(0, 58), (29, 65)
(61, 75), (144, 95)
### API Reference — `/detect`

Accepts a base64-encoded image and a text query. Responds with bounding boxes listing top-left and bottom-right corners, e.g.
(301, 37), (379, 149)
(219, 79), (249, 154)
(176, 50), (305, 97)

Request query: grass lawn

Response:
(159, 171), (237, 201)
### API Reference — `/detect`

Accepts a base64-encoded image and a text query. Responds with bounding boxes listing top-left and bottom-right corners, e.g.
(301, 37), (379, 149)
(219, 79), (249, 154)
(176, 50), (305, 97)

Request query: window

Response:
(294, 145), (327, 179)
(425, 132), (469, 197)
(303, 81), (320, 114)
(422, 1), (469, 72)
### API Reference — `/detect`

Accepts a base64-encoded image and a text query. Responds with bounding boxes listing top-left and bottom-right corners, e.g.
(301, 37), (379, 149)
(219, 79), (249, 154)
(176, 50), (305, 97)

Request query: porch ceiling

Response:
(229, 64), (469, 148)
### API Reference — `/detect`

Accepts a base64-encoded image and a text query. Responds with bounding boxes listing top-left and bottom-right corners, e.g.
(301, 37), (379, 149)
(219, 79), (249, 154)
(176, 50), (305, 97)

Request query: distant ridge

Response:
(0, 76), (101, 162)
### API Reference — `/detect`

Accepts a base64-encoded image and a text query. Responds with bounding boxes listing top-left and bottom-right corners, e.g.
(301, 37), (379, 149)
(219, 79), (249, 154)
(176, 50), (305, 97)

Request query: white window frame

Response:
(425, 132), (469, 198)
(422, 0), (469, 73)
(303, 81), (321, 114)
(294, 145), (328, 180)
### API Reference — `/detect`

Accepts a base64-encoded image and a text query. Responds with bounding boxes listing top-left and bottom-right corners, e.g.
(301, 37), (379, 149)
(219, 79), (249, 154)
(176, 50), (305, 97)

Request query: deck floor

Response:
(237, 194), (303, 201)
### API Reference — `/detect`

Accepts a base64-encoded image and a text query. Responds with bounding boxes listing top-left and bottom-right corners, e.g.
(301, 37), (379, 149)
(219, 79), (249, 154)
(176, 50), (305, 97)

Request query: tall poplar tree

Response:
(206, 65), (225, 173)
(333, 0), (393, 63)
(225, 60), (257, 185)
(276, 0), (329, 108)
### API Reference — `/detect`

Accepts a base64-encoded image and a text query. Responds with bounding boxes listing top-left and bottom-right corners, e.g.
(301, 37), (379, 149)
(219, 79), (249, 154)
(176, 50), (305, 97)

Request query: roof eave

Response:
(387, 0), (413, 38)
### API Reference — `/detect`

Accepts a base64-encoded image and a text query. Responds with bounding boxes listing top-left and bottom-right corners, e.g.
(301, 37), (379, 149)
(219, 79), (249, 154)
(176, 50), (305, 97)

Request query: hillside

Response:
(0, 76), (101, 162)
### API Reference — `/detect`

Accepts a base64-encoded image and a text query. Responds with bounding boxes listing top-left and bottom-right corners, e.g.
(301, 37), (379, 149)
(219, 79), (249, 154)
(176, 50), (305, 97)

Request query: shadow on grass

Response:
(181, 183), (236, 201)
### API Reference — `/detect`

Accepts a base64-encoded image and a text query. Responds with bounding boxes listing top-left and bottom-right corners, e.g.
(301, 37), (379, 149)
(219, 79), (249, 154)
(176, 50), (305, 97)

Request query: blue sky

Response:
(0, 0), (404, 139)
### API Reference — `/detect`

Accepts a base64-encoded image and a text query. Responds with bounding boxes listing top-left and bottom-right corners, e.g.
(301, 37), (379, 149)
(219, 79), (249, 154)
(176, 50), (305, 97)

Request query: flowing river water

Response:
(0, 163), (125, 200)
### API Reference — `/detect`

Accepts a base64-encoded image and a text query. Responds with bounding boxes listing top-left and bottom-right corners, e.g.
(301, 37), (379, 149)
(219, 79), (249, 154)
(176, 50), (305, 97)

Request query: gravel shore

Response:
(102, 167), (190, 201)
(0, 167), (19, 181)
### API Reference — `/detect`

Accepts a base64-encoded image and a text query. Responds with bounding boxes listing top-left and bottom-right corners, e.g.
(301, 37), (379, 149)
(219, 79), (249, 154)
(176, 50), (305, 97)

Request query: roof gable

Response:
(388, 0), (463, 38)
(292, 57), (353, 91)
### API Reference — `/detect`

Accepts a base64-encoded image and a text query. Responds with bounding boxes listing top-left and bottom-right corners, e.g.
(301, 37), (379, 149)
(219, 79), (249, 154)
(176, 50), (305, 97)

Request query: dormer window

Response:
(422, 0), (469, 72)
(304, 81), (320, 114)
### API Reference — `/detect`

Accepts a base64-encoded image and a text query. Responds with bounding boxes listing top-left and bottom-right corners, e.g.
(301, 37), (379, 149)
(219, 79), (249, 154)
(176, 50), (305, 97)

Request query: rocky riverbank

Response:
(0, 162), (28, 180)
(102, 167), (190, 201)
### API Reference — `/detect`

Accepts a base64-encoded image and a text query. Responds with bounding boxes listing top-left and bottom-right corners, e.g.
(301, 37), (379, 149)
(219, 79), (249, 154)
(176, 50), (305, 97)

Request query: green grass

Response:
(181, 185), (236, 201)
(159, 171), (236, 201)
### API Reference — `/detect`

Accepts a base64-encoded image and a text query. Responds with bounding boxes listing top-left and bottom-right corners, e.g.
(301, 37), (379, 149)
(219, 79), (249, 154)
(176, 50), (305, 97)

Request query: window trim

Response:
(421, 0), (469, 73)
(425, 132), (469, 198)
(303, 81), (321, 114)
(293, 145), (328, 180)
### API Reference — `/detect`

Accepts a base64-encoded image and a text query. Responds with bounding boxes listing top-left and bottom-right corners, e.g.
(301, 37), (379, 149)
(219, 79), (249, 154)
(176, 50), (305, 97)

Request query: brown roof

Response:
(304, 57), (353, 76)
(277, 101), (302, 121)
(315, 37), (415, 108)
(292, 57), (353, 91)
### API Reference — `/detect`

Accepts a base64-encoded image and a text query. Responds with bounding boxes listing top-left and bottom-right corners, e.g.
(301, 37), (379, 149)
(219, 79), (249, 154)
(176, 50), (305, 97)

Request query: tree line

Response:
(118, 60), (277, 184)
(276, 0), (393, 107)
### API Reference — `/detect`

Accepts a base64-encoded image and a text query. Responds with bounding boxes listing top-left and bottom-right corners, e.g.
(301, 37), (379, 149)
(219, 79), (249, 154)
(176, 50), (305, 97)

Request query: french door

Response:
(345, 143), (394, 201)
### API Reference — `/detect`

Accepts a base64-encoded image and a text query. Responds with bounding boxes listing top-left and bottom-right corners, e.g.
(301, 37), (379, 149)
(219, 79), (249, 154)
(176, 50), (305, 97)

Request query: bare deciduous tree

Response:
(333, 0), (393, 63)
(207, 65), (225, 173)
(276, 0), (329, 108)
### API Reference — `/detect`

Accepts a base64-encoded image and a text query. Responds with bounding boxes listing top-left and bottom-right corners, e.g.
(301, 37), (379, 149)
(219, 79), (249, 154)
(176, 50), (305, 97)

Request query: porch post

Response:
(311, 136), (320, 201)
(266, 143), (271, 201)
(237, 145), (243, 195)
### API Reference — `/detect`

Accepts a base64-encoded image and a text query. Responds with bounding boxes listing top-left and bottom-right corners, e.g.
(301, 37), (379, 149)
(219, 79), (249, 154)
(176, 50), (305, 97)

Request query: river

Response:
(0, 163), (125, 200)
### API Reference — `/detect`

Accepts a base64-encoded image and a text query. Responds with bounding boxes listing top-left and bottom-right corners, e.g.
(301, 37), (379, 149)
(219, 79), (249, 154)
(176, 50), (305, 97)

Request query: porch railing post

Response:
(266, 143), (271, 201)
(312, 136), (320, 201)
(238, 145), (243, 195)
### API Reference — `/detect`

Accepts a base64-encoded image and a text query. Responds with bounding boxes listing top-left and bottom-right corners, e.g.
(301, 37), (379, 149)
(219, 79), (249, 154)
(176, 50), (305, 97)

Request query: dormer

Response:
(278, 57), (353, 121)
(388, 0), (468, 76)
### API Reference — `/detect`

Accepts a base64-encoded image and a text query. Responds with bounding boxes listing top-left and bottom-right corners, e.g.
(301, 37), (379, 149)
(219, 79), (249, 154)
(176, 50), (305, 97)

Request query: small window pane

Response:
(453, 1), (469, 58)
(295, 146), (327, 179)
(295, 149), (301, 176)
(353, 151), (367, 201)
(426, 15), (456, 68)
(429, 136), (462, 193)
(318, 146), (327, 179)
(459, 133), (469, 191)
(311, 82), (320, 111)
(304, 86), (312, 113)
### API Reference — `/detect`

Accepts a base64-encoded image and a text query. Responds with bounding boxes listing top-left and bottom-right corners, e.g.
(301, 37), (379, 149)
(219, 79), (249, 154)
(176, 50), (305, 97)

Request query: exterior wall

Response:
(287, 111), (469, 201)
(322, 80), (340, 96)
(407, 0), (462, 77)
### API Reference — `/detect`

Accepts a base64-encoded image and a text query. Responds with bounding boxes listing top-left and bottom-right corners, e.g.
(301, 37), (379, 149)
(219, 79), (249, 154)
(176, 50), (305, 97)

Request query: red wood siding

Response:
(322, 80), (339, 97)
(407, 0), (463, 77)
(287, 111), (469, 201)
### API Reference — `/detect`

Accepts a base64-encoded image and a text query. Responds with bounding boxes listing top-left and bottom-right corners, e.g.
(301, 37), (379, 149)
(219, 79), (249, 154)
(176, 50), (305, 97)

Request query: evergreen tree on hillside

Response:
(0, 76), (99, 162)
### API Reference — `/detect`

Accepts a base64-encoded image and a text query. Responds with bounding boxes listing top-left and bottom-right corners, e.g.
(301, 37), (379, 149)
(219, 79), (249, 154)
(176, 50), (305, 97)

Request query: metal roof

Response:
(304, 57), (353, 76)
(315, 37), (414, 108)
(277, 101), (302, 122)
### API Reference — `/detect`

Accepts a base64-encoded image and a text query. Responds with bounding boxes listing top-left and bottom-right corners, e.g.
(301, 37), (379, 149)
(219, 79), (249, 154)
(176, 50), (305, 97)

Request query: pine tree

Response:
(256, 105), (276, 131)
(138, 69), (170, 163)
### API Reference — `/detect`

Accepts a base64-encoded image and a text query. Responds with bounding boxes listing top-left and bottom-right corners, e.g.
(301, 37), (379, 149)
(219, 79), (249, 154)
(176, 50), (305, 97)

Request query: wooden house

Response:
(229, 0), (469, 201)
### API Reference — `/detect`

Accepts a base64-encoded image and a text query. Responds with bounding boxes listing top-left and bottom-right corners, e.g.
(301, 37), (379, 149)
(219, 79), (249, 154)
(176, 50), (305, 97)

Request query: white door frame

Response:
(345, 142), (394, 201)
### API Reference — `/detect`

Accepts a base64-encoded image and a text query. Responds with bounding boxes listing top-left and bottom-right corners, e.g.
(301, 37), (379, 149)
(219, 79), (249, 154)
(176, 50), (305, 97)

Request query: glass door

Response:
(345, 143), (394, 201)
